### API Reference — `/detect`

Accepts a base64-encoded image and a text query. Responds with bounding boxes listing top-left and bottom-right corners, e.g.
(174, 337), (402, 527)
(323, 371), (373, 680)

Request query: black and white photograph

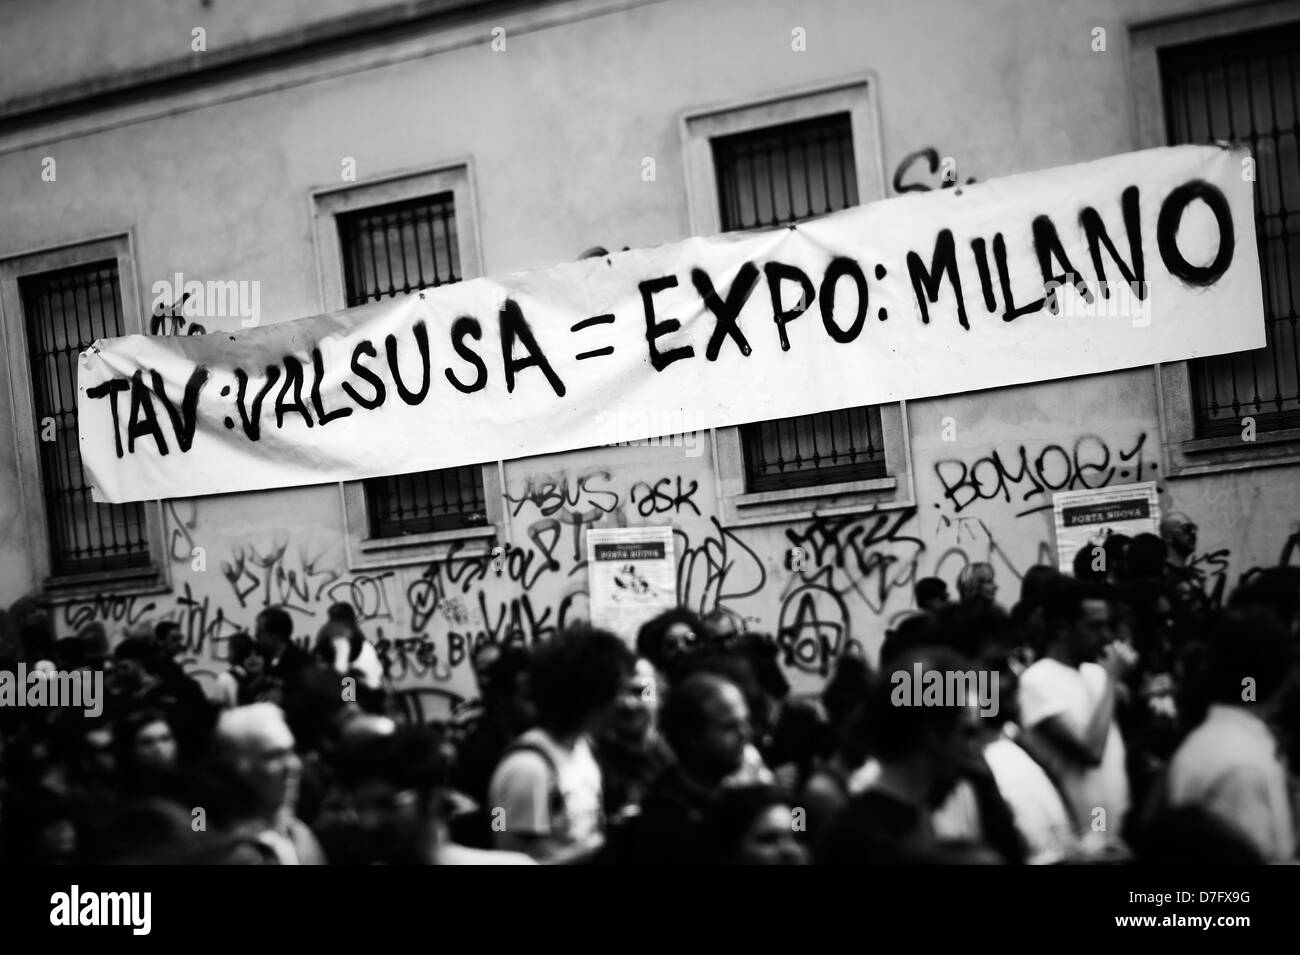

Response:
(0, 0), (1296, 931)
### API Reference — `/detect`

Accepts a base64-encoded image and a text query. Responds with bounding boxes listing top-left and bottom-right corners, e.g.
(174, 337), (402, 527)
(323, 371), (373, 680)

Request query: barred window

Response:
(713, 113), (861, 230)
(338, 193), (461, 307)
(21, 261), (152, 576)
(1161, 24), (1300, 437)
(713, 113), (887, 490)
(337, 193), (486, 536)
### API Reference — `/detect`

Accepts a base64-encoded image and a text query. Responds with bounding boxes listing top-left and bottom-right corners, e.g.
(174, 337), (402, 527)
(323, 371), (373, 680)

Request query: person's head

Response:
(528, 626), (634, 738)
(636, 608), (702, 674)
(700, 608), (740, 646)
(660, 672), (750, 783)
(1012, 565), (1061, 642)
(861, 647), (983, 805)
(605, 657), (659, 745)
(1230, 567), (1300, 639)
(329, 724), (447, 865)
(325, 604), (365, 652)
(1102, 534), (1132, 582)
(282, 664), (348, 752)
(914, 577), (950, 613)
(728, 632), (789, 702)
(1043, 578), (1113, 665)
(112, 637), (162, 690)
(76, 622), (111, 669)
(822, 652), (872, 730)
(471, 642), (502, 696)
(79, 719), (117, 779)
(226, 632), (263, 674)
(978, 646), (1021, 728)
(212, 703), (301, 818)
(327, 603), (358, 627)
(1207, 607), (1294, 708)
(255, 608), (294, 657)
(880, 611), (941, 669)
(53, 637), (86, 671)
(934, 600), (1014, 661)
(1072, 544), (1105, 580)
(956, 563), (997, 607)
(710, 785), (809, 865)
(483, 645), (534, 729)
(312, 619), (352, 669)
(1128, 533), (1168, 579)
(116, 708), (178, 774)
(1160, 511), (1198, 559)
(1019, 565), (1060, 606)
(154, 621), (184, 659)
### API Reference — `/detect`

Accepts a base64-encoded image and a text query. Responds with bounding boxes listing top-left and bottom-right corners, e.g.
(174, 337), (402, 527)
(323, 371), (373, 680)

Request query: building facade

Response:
(2, 0), (1298, 711)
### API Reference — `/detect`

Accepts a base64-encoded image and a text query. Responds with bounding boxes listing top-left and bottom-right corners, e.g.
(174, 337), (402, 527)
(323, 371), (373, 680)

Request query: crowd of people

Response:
(0, 510), (1297, 865)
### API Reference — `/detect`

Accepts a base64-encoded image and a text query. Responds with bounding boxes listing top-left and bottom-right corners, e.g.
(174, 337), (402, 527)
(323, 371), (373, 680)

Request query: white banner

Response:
(78, 144), (1263, 502)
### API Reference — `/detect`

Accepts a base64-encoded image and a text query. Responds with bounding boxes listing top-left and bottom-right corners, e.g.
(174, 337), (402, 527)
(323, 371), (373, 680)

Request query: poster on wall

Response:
(586, 527), (677, 643)
(1053, 481), (1161, 572)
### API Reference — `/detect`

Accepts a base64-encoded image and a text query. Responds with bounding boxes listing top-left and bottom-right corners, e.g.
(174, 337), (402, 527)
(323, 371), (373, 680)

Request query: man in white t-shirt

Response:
(1166, 608), (1296, 861)
(1017, 578), (1131, 843)
(489, 627), (634, 864)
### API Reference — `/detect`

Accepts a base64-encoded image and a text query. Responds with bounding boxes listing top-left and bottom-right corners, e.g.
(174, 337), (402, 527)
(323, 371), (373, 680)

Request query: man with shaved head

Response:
(1160, 511), (1206, 613)
(1159, 511), (1198, 570)
(212, 703), (325, 864)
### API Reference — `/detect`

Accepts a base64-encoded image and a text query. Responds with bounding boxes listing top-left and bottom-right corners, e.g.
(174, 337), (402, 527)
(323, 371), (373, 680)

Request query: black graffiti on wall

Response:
(933, 433), (1154, 517)
(675, 517), (768, 617)
(892, 146), (979, 194)
(783, 508), (927, 614)
(776, 567), (856, 678)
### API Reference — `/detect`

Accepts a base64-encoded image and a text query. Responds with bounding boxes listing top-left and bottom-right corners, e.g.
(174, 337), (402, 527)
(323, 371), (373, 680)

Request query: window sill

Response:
(1165, 426), (1300, 476)
(1183, 426), (1300, 454)
(42, 563), (171, 602)
(349, 524), (497, 571)
(724, 477), (911, 530)
(736, 477), (896, 508)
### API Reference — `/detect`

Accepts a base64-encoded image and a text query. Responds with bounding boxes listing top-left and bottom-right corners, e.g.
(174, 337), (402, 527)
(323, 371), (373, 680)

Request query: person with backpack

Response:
(487, 626), (633, 864)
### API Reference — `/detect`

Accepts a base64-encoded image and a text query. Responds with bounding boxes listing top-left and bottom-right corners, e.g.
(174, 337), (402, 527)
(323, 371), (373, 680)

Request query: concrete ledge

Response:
(0, 0), (515, 128)
(735, 476), (898, 508)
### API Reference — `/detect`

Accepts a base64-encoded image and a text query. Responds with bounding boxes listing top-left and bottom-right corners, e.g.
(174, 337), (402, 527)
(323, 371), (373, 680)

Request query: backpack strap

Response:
(1010, 729), (1082, 828)
(501, 740), (567, 832)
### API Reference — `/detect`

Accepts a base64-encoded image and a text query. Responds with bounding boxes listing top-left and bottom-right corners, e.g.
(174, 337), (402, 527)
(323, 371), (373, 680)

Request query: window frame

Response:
(0, 232), (170, 598)
(1131, 0), (1300, 477)
(311, 160), (503, 570)
(679, 75), (914, 526)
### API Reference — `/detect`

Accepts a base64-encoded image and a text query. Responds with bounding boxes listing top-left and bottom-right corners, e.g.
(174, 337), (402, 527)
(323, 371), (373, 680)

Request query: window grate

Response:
(741, 406), (887, 492)
(338, 192), (461, 308)
(337, 192), (486, 536)
(21, 261), (152, 576)
(713, 113), (860, 230)
(1161, 24), (1300, 437)
(714, 113), (885, 490)
(364, 464), (489, 538)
